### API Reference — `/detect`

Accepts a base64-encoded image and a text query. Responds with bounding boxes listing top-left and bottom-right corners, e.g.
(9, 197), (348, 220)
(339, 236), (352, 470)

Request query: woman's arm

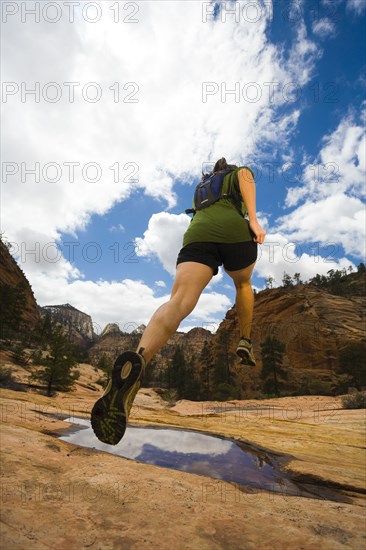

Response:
(238, 167), (257, 220)
(238, 168), (266, 244)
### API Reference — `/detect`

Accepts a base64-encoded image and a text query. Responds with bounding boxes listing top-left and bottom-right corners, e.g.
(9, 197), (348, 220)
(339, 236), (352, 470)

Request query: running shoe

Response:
(236, 338), (256, 366)
(91, 349), (146, 445)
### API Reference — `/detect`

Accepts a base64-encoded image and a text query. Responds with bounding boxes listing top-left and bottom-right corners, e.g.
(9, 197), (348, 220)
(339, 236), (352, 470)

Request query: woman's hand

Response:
(249, 219), (266, 244)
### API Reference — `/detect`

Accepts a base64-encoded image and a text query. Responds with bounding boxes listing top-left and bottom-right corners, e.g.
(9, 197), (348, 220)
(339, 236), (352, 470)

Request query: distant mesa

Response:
(39, 303), (95, 343)
(100, 323), (122, 338)
(132, 324), (147, 335)
(100, 323), (146, 338)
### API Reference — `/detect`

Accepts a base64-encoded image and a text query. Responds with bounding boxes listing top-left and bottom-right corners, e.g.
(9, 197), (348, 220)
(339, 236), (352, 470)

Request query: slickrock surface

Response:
(1, 364), (365, 550)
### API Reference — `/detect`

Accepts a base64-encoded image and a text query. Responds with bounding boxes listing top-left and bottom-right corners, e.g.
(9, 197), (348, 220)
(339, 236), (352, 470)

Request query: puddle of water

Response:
(59, 417), (304, 497)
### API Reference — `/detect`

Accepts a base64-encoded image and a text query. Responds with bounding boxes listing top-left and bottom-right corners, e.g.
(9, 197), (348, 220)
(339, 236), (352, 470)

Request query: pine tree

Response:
(166, 346), (186, 396)
(141, 357), (159, 388)
(265, 276), (274, 289)
(326, 269), (344, 295)
(213, 331), (233, 385)
(97, 353), (113, 374)
(309, 273), (328, 288)
(12, 341), (28, 366)
(181, 358), (200, 400)
(199, 341), (215, 399)
(32, 313), (53, 348)
(260, 336), (287, 396)
(95, 353), (113, 387)
(164, 346), (201, 400)
(282, 272), (293, 287)
(0, 282), (27, 338)
(30, 325), (79, 396)
(211, 332), (238, 401)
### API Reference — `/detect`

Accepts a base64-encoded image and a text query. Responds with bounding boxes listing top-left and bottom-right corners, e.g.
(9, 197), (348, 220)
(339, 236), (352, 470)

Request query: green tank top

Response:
(182, 166), (255, 247)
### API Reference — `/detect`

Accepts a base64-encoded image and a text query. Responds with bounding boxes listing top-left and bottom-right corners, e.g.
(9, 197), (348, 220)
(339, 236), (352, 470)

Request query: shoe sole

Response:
(236, 348), (256, 367)
(90, 351), (145, 445)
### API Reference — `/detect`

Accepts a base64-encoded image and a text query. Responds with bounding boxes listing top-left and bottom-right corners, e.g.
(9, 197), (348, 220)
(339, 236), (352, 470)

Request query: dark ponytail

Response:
(213, 157), (237, 172)
(213, 157), (229, 172)
(201, 157), (237, 181)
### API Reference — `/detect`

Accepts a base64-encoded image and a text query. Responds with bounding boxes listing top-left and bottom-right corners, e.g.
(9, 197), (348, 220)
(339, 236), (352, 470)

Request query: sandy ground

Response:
(0, 362), (365, 550)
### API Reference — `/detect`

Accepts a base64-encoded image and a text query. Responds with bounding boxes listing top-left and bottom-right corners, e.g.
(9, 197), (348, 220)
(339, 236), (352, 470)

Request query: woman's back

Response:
(183, 165), (255, 246)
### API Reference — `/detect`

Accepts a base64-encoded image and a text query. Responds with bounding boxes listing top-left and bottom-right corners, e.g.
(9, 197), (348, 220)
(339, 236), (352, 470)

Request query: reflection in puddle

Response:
(59, 417), (304, 496)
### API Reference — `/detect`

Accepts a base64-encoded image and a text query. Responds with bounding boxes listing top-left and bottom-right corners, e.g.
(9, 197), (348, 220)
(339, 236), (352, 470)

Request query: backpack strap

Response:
(222, 171), (245, 218)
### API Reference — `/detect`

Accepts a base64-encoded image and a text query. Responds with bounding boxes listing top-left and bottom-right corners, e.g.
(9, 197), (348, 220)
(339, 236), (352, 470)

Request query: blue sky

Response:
(2, 0), (365, 334)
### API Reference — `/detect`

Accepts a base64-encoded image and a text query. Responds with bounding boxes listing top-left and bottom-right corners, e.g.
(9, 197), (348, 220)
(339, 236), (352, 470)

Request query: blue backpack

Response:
(185, 168), (244, 217)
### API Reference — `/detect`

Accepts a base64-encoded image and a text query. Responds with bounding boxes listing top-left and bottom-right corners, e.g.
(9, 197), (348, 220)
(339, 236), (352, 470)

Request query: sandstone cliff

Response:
(0, 238), (40, 333)
(38, 303), (95, 347)
(89, 271), (365, 397)
(208, 279), (366, 397)
(89, 325), (212, 372)
(1, 233), (364, 398)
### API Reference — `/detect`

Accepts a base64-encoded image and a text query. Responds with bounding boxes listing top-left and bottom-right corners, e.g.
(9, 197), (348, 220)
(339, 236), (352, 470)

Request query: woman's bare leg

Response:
(225, 261), (256, 339)
(136, 262), (213, 364)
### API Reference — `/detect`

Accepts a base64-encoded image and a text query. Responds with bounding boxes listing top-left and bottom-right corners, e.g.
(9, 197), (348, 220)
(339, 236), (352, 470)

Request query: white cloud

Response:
(206, 266), (224, 288)
(134, 212), (190, 275)
(276, 106), (366, 262)
(190, 291), (232, 322)
(254, 105), (366, 280)
(254, 231), (358, 287)
(109, 224), (125, 233)
(155, 280), (166, 288)
(2, 1), (331, 321)
(285, 106), (366, 208)
(3, 1), (321, 246)
(285, 19), (320, 87)
(135, 217), (232, 287)
(33, 275), (167, 333)
(312, 18), (336, 38)
(274, 194), (365, 258)
(346, 0), (366, 15)
(9, 228), (81, 281)
(255, 212), (271, 231)
(31, 271), (231, 333)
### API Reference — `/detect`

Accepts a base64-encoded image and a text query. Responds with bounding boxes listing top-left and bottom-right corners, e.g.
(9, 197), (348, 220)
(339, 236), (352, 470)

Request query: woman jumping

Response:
(91, 157), (266, 445)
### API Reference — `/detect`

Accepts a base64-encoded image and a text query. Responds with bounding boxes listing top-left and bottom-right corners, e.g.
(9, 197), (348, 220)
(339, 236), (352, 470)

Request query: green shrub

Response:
(341, 392), (366, 409)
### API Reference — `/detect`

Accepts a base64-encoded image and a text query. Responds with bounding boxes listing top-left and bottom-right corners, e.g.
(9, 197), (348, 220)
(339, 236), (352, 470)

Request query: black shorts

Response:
(176, 241), (258, 276)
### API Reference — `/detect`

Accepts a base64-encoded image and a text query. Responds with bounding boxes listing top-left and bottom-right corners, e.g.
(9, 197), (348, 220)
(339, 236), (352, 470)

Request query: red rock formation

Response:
(2, 232), (364, 398)
(210, 277), (366, 397)
(0, 238), (40, 332)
